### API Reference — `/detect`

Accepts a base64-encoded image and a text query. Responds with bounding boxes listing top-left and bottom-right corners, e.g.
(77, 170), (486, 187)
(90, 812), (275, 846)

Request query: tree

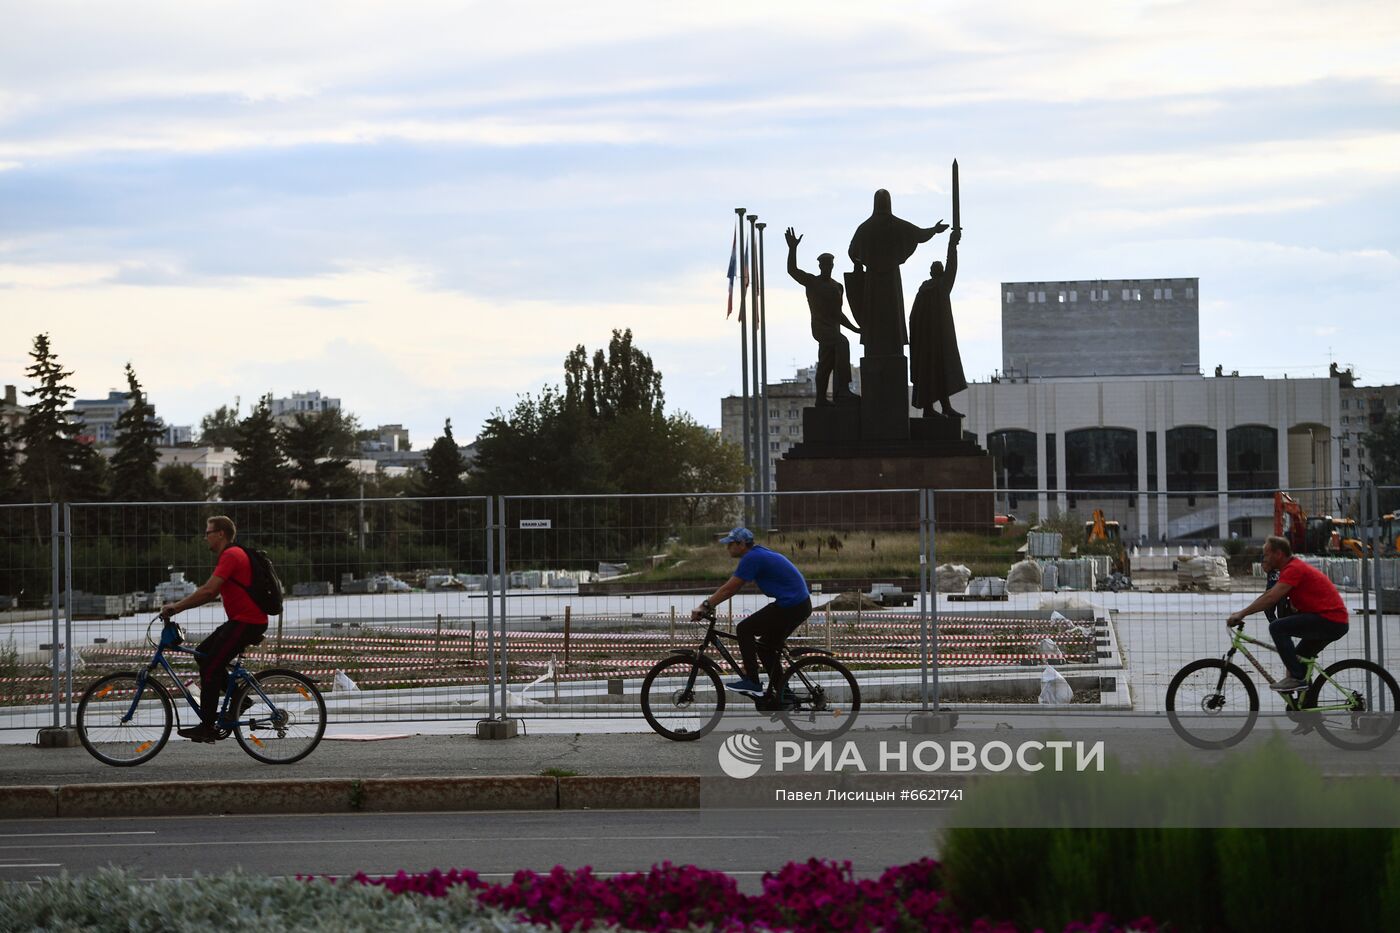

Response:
(109, 363), (164, 501)
(470, 389), (608, 497)
(157, 463), (214, 502)
(283, 412), (359, 499)
(199, 401), (241, 447)
(221, 396), (292, 501)
(17, 333), (103, 502)
(416, 419), (469, 498)
(563, 328), (664, 420)
(1362, 412), (1400, 512)
(0, 422), (21, 503)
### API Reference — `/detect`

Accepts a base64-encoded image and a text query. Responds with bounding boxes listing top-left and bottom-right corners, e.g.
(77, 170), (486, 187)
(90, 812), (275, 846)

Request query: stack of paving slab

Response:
(1177, 555), (1232, 591)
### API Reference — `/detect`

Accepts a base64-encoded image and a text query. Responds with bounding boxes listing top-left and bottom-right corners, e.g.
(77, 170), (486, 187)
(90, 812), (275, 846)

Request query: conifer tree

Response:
(221, 395), (292, 501)
(109, 363), (164, 501)
(17, 333), (101, 502)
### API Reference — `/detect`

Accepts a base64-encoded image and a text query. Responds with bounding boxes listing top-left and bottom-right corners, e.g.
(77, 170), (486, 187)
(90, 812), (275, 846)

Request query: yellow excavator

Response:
(1083, 509), (1128, 572)
(1337, 513), (1400, 557)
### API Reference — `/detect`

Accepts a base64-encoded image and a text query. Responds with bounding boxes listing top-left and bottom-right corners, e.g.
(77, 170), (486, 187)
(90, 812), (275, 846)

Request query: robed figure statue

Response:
(908, 228), (966, 418)
(846, 189), (949, 356)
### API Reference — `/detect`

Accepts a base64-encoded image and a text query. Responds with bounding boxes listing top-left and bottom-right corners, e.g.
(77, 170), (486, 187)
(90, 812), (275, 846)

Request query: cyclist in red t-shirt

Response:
(1227, 534), (1349, 692)
(159, 515), (269, 742)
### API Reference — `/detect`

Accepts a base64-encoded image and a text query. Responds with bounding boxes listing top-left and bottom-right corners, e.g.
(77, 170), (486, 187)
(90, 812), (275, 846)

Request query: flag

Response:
(726, 224), (737, 318)
(738, 224), (749, 323)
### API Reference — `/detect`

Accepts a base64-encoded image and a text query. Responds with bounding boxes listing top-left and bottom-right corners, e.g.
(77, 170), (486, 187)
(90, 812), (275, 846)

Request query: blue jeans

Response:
(1269, 613), (1346, 680)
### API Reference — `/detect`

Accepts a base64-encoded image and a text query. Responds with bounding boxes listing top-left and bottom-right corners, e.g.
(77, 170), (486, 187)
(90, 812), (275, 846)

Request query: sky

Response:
(2, 1), (1398, 446)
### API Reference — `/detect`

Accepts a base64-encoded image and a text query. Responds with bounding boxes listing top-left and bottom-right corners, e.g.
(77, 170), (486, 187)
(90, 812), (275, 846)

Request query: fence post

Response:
(48, 504), (60, 729)
(477, 496), (518, 739)
(669, 606), (675, 649)
(824, 600), (832, 653)
(485, 497), (497, 720)
(1361, 484), (1375, 670)
(37, 503), (79, 747)
(909, 488), (955, 734)
(918, 487), (930, 712)
(435, 613), (443, 664)
(63, 503), (74, 727)
(564, 605), (571, 673)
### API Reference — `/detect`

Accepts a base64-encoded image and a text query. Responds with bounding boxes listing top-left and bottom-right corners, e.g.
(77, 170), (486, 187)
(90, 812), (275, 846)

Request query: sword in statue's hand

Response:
(952, 158), (961, 240)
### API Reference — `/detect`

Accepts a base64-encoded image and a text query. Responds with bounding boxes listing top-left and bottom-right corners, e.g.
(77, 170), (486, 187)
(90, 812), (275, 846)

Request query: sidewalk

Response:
(3, 713), (1398, 819)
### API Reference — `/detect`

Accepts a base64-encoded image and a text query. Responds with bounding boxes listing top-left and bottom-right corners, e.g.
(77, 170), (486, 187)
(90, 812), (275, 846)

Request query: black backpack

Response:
(232, 545), (284, 616)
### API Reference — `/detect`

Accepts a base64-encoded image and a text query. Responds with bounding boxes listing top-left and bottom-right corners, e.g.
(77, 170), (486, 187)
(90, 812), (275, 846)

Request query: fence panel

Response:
(0, 503), (61, 732)
(496, 490), (931, 727)
(64, 497), (493, 726)
(930, 484), (1400, 717)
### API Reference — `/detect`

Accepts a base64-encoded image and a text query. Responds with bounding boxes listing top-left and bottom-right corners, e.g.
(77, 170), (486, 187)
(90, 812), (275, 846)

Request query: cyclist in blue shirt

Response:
(691, 526), (813, 702)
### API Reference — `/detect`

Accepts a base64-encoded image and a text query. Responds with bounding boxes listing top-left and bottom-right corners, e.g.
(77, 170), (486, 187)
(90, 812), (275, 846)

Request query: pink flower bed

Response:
(340, 858), (1156, 932)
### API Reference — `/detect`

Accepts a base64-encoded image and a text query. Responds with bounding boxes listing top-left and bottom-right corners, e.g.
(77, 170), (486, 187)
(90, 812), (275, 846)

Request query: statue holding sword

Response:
(908, 159), (967, 419)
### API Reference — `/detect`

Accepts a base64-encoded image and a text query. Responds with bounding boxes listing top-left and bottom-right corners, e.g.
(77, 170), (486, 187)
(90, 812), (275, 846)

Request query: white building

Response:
(957, 276), (1342, 541)
(156, 446), (240, 489)
(71, 391), (133, 445)
(270, 390), (341, 426)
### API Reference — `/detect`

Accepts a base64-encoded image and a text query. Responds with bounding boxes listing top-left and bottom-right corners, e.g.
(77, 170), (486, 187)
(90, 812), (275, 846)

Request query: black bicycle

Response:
(640, 608), (861, 741)
(76, 617), (327, 767)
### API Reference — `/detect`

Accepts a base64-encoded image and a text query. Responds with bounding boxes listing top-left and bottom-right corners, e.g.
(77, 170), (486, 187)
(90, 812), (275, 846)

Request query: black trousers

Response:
(736, 598), (813, 687)
(195, 620), (266, 724)
(1269, 613), (1346, 680)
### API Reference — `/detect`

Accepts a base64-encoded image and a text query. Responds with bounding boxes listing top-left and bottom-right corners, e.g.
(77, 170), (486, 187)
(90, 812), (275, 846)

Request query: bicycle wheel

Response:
(1165, 659), (1258, 749)
(76, 672), (173, 767)
(231, 669), (327, 764)
(778, 655), (861, 740)
(640, 655), (725, 741)
(1304, 659), (1400, 751)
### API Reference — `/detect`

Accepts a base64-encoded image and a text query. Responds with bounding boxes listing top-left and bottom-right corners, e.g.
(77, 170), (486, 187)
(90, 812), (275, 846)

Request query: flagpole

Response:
(757, 220), (771, 529)
(735, 207), (752, 526)
(747, 213), (761, 529)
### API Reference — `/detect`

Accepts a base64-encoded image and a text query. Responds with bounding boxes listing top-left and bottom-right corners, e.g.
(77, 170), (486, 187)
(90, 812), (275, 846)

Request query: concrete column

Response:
(1053, 431), (1068, 516)
(1136, 427), (1149, 542)
(1217, 426), (1230, 539)
(1037, 430), (1049, 524)
(1156, 428), (1169, 541)
(1276, 418), (1290, 492)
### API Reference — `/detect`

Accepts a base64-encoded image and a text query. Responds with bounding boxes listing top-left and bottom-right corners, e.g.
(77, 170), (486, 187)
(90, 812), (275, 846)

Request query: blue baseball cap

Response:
(719, 527), (754, 545)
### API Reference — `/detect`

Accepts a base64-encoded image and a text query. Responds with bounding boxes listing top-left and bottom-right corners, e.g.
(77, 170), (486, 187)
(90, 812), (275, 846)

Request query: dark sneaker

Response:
(177, 723), (219, 743)
(755, 690), (799, 711)
(725, 678), (764, 698)
(1270, 676), (1307, 692)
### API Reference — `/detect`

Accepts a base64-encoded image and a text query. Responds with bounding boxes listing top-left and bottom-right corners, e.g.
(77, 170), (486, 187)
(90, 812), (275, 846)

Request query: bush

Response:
(940, 738), (1400, 930)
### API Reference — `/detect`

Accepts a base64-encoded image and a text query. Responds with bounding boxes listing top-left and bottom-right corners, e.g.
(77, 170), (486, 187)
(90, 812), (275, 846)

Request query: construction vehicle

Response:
(1274, 492), (1340, 555)
(1084, 509), (1128, 573)
(1337, 513), (1400, 557)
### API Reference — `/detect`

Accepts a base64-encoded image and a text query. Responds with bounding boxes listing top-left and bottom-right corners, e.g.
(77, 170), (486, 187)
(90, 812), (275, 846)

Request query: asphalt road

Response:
(0, 808), (947, 890)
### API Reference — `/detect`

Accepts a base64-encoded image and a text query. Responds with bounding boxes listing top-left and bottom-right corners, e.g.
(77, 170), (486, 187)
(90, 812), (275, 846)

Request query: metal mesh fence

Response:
(6, 484), (1397, 733)
(930, 485), (1400, 716)
(0, 504), (61, 732)
(495, 491), (933, 723)
(58, 497), (493, 728)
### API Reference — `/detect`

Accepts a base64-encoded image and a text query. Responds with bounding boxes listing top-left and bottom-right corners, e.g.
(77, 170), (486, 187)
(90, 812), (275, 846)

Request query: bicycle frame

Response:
(125, 634), (269, 730)
(671, 612), (833, 698)
(1224, 626), (1355, 714)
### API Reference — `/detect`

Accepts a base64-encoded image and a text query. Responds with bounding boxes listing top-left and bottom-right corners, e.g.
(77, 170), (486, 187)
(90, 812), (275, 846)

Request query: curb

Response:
(0, 776), (705, 819)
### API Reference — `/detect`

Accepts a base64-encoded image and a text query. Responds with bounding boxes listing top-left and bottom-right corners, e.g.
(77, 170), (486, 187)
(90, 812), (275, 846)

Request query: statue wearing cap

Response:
(786, 227), (861, 406)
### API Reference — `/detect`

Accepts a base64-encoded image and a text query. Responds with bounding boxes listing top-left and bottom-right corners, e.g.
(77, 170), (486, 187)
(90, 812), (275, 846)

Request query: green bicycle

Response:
(1166, 621), (1400, 751)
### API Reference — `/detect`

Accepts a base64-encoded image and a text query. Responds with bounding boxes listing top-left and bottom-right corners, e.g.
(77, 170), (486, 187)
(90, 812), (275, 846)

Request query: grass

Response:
(634, 526), (1030, 583)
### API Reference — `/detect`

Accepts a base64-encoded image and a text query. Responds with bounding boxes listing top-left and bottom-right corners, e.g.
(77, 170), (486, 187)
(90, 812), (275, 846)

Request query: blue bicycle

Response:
(76, 618), (327, 767)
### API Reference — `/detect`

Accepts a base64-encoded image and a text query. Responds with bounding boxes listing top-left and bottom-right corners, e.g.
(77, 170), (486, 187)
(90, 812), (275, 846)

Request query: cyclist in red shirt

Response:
(159, 515), (269, 742)
(1227, 534), (1349, 692)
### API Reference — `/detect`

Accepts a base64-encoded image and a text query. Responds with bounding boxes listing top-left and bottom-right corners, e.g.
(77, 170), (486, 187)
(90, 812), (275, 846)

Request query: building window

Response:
(1057, 290), (1067, 303)
(1167, 426), (1219, 494)
(1165, 287), (1173, 300)
(789, 408), (799, 418)
(1186, 287), (1195, 299)
(770, 409), (779, 418)
(1123, 289), (1131, 300)
(988, 429), (1038, 494)
(770, 441), (780, 452)
(1153, 288), (1162, 300)
(1006, 291), (1014, 303)
(770, 425), (780, 435)
(1342, 399), (1350, 409)
(1069, 290), (1077, 302)
(1342, 448), (1351, 458)
(1065, 427), (1138, 492)
(1038, 291), (1046, 303)
(1133, 288), (1142, 301)
(1226, 425), (1280, 492)
(1342, 416), (1349, 425)
(789, 425), (800, 435)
